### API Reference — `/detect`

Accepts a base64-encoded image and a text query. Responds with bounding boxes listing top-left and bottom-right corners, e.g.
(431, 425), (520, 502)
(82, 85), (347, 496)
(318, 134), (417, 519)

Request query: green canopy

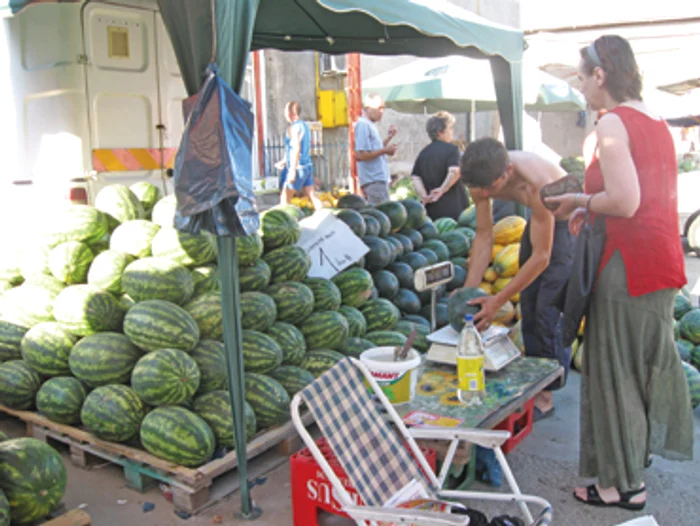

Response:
(0, 0), (79, 17)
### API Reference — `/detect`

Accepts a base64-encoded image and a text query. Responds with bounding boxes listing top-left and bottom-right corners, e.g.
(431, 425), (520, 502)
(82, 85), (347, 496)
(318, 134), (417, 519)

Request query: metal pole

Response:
(218, 236), (262, 520)
(430, 288), (437, 332)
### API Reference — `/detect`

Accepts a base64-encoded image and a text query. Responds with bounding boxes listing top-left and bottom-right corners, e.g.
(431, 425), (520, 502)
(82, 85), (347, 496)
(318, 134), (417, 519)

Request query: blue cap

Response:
(464, 314), (474, 322)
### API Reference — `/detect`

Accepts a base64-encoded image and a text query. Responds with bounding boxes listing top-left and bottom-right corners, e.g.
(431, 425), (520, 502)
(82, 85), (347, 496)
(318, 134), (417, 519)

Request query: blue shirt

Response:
(285, 120), (312, 169)
(354, 116), (389, 186)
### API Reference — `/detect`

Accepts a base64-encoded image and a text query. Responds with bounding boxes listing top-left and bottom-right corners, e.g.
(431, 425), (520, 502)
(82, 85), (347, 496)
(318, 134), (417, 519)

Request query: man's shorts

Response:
(361, 180), (390, 204)
(280, 164), (314, 192)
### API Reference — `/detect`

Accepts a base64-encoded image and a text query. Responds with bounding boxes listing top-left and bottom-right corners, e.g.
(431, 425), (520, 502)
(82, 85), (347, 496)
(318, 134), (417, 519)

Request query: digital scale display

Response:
(414, 262), (454, 292)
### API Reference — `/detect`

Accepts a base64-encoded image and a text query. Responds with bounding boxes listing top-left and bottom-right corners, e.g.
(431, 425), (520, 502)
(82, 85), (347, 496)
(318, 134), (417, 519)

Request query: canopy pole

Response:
(347, 53), (362, 194)
(218, 236), (262, 520)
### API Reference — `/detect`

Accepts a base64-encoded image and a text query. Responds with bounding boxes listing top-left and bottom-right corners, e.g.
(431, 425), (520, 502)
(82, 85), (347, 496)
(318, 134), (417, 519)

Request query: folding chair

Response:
(291, 357), (553, 526)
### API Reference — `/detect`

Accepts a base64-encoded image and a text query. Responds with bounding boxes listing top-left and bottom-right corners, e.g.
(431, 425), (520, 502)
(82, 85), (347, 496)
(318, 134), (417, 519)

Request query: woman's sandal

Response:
(574, 484), (646, 511)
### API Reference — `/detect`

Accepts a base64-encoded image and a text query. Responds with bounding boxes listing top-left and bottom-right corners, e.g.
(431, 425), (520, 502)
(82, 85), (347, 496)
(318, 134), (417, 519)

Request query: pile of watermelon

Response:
(673, 292), (700, 409)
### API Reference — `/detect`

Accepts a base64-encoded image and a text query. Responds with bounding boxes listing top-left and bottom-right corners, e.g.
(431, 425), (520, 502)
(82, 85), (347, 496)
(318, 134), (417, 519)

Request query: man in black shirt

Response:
(411, 112), (470, 220)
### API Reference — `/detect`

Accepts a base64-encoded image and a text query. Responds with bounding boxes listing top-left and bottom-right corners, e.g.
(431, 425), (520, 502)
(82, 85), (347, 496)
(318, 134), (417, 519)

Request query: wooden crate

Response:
(0, 404), (312, 514)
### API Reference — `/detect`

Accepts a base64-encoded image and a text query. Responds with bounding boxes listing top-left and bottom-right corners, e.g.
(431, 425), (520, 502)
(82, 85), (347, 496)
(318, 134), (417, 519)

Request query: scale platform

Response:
(425, 324), (521, 372)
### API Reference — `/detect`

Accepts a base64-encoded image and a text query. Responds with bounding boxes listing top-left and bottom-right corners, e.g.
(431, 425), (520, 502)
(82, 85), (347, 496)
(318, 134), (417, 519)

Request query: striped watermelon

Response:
(241, 292), (277, 332)
(422, 239), (450, 262)
(122, 257), (194, 306)
(0, 438), (67, 524)
(151, 227), (217, 267)
(440, 230), (470, 257)
(191, 265), (220, 296)
(360, 298), (401, 332)
(338, 306), (367, 338)
(42, 205), (110, 246)
(270, 366), (315, 397)
(69, 332), (142, 387)
(131, 349), (201, 406)
(151, 195), (177, 228)
(393, 320), (430, 353)
(81, 384), (145, 442)
(123, 299), (200, 353)
(376, 201), (408, 232)
(362, 209), (391, 237)
(266, 322), (307, 365)
(35, 376), (87, 425)
(332, 268), (374, 308)
(435, 217), (458, 234)
(263, 246), (311, 284)
(402, 199), (428, 229)
(184, 292), (222, 341)
(140, 406), (215, 466)
(193, 391), (257, 447)
(260, 209), (301, 250)
(242, 330), (283, 374)
(87, 250), (133, 294)
(95, 184), (145, 227)
(300, 311), (349, 351)
(679, 309), (700, 345)
(129, 181), (162, 218)
(266, 282), (314, 325)
(365, 330), (407, 347)
(17, 243), (51, 279)
(303, 277), (341, 312)
(24, 274), (66, 294)
(0, 360), (41, 409)
(0, 283), (62, 328)
(48, 241), (94, 284)
(681, 361), (700, 409)
(244, 373), (291, 429)
(0, 488), (8, 526)
(53, 284), (125, 336)
(239, 259), (271, 292)
(237, 233), (264, 267)
(339, 337), (374, 358)
(0, 321), (28, 362)
(119, 294), (136, 311)
(109, 219), (161, 258)
(300, 350), (345, 378)
(20, 322), (76, 377)
(191, 340), (228, 394)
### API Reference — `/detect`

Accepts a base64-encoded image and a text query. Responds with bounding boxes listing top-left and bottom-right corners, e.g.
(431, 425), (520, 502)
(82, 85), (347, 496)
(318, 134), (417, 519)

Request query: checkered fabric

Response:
(299, 358), (432, 507)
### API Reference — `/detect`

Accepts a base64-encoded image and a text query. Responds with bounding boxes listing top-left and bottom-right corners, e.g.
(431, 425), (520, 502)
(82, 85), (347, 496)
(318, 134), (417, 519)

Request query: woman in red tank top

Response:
(547, 35), (693, 511)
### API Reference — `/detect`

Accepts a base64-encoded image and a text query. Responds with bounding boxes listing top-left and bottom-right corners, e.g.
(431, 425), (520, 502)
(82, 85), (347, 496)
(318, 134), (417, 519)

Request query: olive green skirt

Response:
(579, 251), (694, 491)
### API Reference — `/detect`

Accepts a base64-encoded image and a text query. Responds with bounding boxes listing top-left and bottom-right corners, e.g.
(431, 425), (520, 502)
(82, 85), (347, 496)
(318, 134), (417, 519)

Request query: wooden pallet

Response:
(42, 509), (91, 526)
(0, 404), (312, 514)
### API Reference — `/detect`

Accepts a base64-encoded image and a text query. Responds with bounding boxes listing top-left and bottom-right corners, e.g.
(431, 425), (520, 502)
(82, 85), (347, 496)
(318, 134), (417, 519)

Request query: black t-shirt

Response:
(412, 140), (470, 220)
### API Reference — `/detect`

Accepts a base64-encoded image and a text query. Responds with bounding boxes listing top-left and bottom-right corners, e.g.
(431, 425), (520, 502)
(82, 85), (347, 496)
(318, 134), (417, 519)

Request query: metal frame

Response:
(291, 358), (553, 526)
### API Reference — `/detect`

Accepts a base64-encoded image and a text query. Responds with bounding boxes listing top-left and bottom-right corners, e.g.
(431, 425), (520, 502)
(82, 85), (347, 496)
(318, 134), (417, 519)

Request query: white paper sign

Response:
(296, 210), (369, 279)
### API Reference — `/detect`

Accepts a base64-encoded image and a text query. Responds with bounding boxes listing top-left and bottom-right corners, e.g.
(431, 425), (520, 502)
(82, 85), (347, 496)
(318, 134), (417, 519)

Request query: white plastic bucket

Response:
(359, 347), (421, 405)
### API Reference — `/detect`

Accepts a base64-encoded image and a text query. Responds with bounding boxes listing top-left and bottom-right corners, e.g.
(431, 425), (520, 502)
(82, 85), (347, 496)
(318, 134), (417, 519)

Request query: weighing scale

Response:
(413, 262), (454, 332)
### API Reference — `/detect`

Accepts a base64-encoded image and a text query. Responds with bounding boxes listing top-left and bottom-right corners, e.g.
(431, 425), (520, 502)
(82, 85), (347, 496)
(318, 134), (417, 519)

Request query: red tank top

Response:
(585, 106), (686, 296)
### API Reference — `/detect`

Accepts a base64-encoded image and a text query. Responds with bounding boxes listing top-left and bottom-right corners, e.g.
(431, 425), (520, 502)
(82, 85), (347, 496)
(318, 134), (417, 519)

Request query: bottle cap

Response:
(464, 314), (474, 322)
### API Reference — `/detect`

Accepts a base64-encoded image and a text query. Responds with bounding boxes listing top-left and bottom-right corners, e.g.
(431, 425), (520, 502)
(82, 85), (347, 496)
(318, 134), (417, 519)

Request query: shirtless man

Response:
(458, 137), (575, 419)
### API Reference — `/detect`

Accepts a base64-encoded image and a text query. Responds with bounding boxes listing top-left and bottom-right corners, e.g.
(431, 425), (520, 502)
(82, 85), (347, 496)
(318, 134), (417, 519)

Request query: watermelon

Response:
(35, 376), (86, 424)
(336, 209), (366, 238)
(109, 219), (161, 258)
(440, 230), (471, 257)
(81, 384), (145, 442)
(458, 205), (477, 229)
(242, 330), (283, 374)
(42, 205), (109, 247)
(417, 284), (447, 306)
(681, 361), (700, 409)
(17, 243), (51, 279)
(677, 340), (694, 362)
(95, 184), (145, 227)
(48, 241), (94, 284)
(260, 209), (301, 250)
(387, 262), (414, 290)
(362, 209), (392, 238)
(393, 288), (422, 315)
(0, 488), (8, 526)
(400, 228), (424, 251)
(183, 292), (222, 341)
(692, 345), (700, 370)
(303, 278), (342, 312)
(52, 285), (124, 336)
(0, 438), (67, 524)
(361, 298), (401, 332)
(87, 250), (133, 294)
(435, 217), (458, 234)
(0, 361), (41, 409)
(191, 340), (228, 394)
(339, 337), (374, 358)
(420, 303), (449, 328)
(362, 215), (381, 237)
(263, 245), (312, 284)
(402, 200), (427, 229)
(140, 406), (215, 466)
(266, 322), (307, 366)
(191, 266), (220, 296)
(123, 257), (195, 306)
(679, 309), (700, 344)
(151, 195), (177, 228)
(0, 321), (28, 362)
(129, 181), (162, 218)
(362, 236), (392, 271)
(364, 330), (407, 347)
(299, 311), (349, 351)
(272, 204), (304, 220)
(376, 201), (408, 232)
(270, 366), (315, 397)
(332, 268), (374, 308)
(20, 322), (75, 377)
(237, 233), (264, 266)
(385, 236), (405, 261)
(337, 194), (368, 210)
(416, 248), (438, 266)
(338, 306), (367, 338)
(241, 292), (277, 332)
(419, 220), (440, 241)
(300, 350), (345, 378)
(123, 299), (200, 353)
(151, 227), (217, 267)
(0, 283), (62, 328)
(266, 282), (314, 325)
(390, 233), (414, 254)
(451, 257), (468, 270)
(245, 373), (291, 429)
(194, 391), (257, 447)
(394, 320), (431, 353)
(455, 227), (476, 244)
(447, 265), (467, 292)
(23, 274), (66, 294)
(402, 314), (430, 327)
(372, 270), (400, 300)
(675, 293), (693, 320)
(239, 259), (271, 292)
(69, 332), (141, 387)
(422, 239), (450, 262)
(131, 348), (201, 406)
(447, 287), (489, 331)
(399, 251), (429, 271)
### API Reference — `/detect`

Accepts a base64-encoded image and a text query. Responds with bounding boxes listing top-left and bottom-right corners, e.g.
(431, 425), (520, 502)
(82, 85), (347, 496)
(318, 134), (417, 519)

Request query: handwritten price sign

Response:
(296, 210), (369, 279)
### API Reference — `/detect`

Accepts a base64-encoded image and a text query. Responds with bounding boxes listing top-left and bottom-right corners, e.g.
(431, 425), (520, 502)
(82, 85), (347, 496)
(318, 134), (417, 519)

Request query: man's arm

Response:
(355, 121), (394, 161)
(411, 176), (431, 204)
(430, 166), (460, 201)
(463, 191), (493, 287)
(287, 127), (302, 180)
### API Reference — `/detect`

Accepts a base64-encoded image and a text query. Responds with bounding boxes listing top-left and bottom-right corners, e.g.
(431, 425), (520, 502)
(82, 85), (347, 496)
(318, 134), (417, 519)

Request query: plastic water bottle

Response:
(457, 314), (485, 405)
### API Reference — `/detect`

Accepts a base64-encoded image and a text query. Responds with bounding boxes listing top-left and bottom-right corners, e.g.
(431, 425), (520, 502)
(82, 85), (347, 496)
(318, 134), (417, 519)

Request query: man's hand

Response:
(429, 188), (444, 202)
(420, 194), (433, 206)
(469, 295), (504, 332)
(545, 193), (579, 219)
(286, 168), (297, 183)
(387, 125), (398, 140)
(385, 144), (398, 156)
(275, 160), (286, 170)
(568, 207), (587, 236)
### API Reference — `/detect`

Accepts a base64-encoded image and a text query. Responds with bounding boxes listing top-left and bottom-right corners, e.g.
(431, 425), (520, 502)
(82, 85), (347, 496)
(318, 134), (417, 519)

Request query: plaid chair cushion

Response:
(299, 358), (432, 507)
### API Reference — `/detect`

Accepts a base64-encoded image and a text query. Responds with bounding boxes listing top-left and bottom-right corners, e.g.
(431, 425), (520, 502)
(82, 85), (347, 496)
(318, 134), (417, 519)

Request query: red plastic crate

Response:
(290, 437), (436, 526)
(494, 397), (535, 454)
